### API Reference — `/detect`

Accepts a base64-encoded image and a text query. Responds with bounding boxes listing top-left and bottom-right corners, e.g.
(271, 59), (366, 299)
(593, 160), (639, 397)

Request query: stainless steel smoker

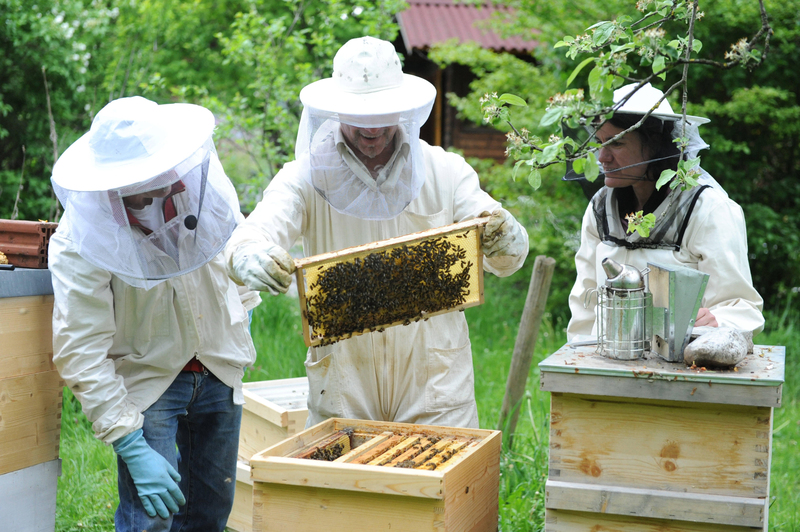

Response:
(596, 258), (709, 363)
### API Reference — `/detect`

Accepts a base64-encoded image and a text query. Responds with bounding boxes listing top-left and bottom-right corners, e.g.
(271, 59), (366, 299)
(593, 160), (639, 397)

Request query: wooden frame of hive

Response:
(294, 217), (488, 347)
(249, 418), (501, 532)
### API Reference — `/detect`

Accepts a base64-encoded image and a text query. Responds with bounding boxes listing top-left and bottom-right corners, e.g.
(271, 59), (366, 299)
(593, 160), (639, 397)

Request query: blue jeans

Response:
(115, 370), (242, 532)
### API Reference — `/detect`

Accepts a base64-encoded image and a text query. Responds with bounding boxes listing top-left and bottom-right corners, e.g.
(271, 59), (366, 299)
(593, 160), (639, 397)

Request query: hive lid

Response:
(539, 343), (785, 407)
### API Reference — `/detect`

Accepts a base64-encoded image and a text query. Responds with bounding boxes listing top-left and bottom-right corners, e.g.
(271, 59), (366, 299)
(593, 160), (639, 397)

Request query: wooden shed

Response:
(396, 0), (538, 160)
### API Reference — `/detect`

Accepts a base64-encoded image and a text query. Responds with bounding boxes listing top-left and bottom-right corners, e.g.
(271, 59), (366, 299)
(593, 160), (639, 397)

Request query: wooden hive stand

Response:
(538, 343), (785, 531)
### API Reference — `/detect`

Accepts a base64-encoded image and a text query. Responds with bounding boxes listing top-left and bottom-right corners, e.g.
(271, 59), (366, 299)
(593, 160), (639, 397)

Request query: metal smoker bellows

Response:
(594, 259), (710, 362)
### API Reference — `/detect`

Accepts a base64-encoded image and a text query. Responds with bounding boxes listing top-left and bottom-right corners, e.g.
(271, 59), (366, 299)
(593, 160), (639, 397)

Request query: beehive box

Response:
(539, 343), (785, 531)
(294, 218), (488, 347)
(229, 460), (255, 532)
(238, 377), (310, 462)
(228, 378), (310, 532)
(249, 418), (501, 532)
(0, 270), (63, 477)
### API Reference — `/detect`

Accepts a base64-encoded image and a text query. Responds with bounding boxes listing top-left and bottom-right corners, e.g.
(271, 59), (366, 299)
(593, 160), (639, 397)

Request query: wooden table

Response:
(538, 343), (785, 531)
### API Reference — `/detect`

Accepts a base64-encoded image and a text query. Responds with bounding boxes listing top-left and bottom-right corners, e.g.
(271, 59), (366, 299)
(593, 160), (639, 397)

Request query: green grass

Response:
(55, 268), (799, 531)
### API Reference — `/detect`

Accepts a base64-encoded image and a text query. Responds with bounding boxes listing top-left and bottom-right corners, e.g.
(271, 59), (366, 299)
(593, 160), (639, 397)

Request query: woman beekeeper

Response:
(49, 96), (260, 531)
(567, 83), (764, 340)
(225, 36), (529, 429)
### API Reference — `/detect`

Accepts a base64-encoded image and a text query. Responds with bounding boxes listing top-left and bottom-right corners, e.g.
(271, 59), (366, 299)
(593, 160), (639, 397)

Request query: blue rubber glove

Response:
(112, 429), (186, 519)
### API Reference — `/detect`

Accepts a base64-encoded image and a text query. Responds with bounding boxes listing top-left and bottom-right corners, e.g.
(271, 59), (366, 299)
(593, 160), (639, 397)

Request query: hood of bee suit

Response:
(51, 96), (242, 288)
(294, 36), (436, 220)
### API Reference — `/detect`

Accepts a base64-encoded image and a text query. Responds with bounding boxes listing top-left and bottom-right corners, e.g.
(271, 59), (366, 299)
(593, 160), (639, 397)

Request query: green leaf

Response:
(498, 93), (528, 107)
(527, 168), (542, 190)
(540, 142), (561, 164)
(588, 67), (613, 102)
(656, 169), (676, 189)
(566, 57), (596, 87)
(668, 40), (681, 49)
(592, 22), (615, 47)
(584, 152), (600, 182)
(653, 55), (666, 79)
(572, 157), (586, 174)
(539, 107), (564, 128)
(692, 39), (702, 53)
(512, 159), (527, 181)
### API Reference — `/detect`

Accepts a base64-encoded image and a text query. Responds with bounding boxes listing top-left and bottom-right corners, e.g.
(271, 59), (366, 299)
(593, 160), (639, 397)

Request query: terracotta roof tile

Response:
(397, 0), (538, 54)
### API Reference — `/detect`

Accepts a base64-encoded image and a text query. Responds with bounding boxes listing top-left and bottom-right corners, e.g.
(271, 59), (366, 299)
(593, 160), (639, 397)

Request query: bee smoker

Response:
(595, 258), (652, 360)
(592, 259), (710, 363)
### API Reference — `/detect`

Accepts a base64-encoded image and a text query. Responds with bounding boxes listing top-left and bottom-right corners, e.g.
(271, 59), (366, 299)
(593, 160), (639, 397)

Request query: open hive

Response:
(249, 418), (501, 532)
(294, 217), (488, 347)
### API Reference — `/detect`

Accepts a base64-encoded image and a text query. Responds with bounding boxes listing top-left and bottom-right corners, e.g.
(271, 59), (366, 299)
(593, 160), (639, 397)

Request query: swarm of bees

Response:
(303, 233), (476, 345)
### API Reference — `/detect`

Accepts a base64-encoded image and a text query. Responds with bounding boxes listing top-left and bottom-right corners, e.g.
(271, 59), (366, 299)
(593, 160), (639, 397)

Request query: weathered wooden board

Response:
(0, 370), (64, 475)
(548, 393), (772, 498)
(0, 295), (56, 380)
(545, 508), (761, 532)
(539, 345), (785, 407)
(545, 480), (765, 528)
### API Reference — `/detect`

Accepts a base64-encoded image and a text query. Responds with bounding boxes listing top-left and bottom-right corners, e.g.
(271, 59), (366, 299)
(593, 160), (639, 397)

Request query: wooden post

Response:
(497, 255), (556, 446)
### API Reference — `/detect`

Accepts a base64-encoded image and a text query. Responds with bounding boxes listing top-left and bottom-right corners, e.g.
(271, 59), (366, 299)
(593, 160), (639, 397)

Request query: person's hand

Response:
(112, 429), (185, 519)
(480, 209), (527, 258)
(231, 243), (295, 295)
(695, 307), (718, 327)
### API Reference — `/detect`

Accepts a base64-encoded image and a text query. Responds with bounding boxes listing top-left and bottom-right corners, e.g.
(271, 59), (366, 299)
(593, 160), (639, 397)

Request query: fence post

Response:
(497, 255), (556, 448)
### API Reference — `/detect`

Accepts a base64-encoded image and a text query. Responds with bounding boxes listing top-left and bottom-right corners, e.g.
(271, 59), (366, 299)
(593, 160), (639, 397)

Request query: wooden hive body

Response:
(539, 344), (785, 531)
(249, 418), (501, 531)
(0, 269), (63, 532)
(228, 377), (310, 532)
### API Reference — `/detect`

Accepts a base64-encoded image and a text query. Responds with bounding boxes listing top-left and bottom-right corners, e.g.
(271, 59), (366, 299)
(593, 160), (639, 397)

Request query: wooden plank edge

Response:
(540, 371), (783, 408)
(249, 455), (445, 499)
(545, 479), (766, 528)
(294, 217), (490, 269)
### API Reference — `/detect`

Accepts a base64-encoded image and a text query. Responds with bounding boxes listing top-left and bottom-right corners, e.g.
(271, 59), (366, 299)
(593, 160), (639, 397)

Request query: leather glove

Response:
(112, 429), (185, 519)
(480, 208), (527, 258)
(230, 243), (295, 295)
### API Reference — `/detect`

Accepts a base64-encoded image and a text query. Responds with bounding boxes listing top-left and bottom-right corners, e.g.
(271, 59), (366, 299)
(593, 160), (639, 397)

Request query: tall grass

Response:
(55, 268), (798, 531)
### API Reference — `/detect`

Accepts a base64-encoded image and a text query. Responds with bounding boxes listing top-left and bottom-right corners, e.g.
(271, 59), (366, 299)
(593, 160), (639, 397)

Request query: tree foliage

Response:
(432, 0), (797, 308)
(0, 0), (405, 219)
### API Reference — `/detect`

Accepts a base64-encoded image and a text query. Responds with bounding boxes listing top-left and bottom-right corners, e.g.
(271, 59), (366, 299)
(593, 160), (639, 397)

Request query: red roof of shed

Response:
(397, 0), (537, 54)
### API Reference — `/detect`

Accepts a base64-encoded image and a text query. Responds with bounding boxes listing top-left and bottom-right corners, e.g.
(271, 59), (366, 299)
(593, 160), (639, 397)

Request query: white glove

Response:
(481, 208), (527, 258)
(230, 243), (296, 295)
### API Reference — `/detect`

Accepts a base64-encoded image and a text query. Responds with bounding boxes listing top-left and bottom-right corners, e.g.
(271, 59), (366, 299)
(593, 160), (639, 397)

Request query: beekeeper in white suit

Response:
(566, 83), (764, 340)
(225, 36), (528, 429)
(49, 96), (260, 531)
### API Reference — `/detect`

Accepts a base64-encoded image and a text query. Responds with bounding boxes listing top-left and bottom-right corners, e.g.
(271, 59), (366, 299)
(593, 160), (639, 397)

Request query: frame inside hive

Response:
(294, 217), (488, 347)
(288, 427), (480, 471)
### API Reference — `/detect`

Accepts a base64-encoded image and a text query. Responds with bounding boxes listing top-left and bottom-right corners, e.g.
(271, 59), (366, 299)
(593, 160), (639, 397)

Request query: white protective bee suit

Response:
(567, 184), (765, 340)
(225, 37), (528, 429)
(50, 97), (260, 444)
